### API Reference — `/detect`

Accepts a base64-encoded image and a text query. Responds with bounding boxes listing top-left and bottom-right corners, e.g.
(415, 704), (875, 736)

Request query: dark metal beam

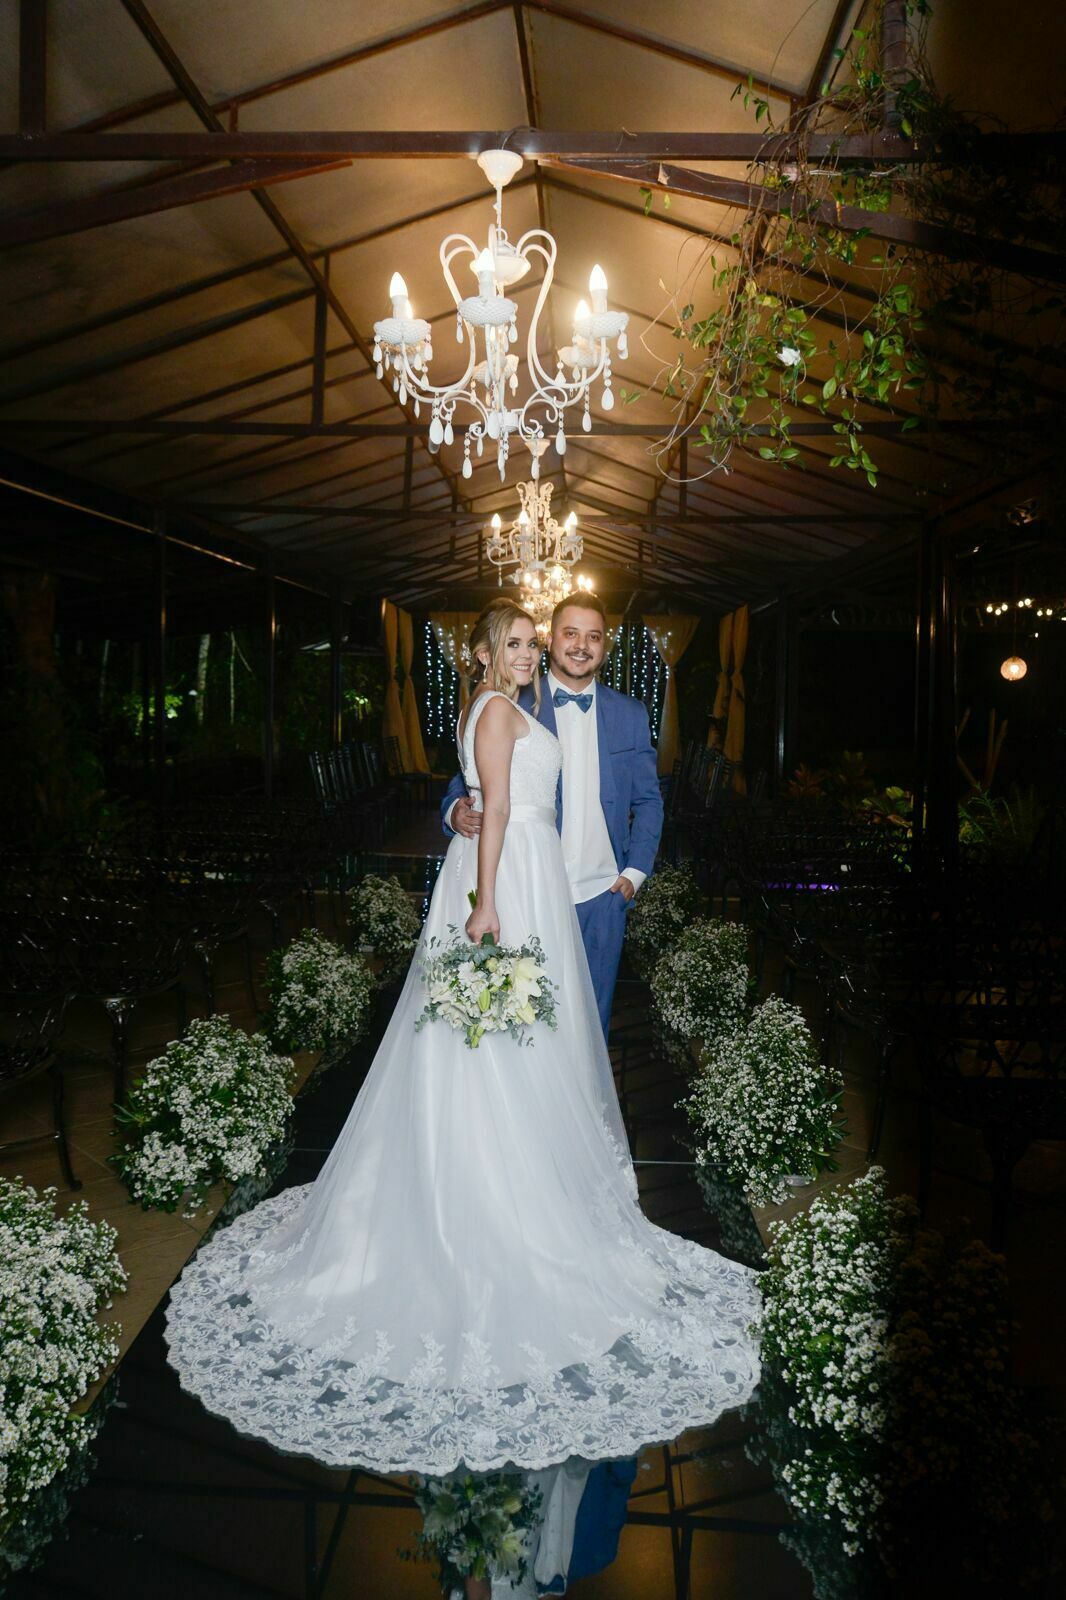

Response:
(18, 0), (47, 137)
(547, 157), (1066, 283)
(0, 130), (947, 163)
(184, 500), (906, 526)
(0, 156), (351, 248)
(6, 416), (1024, 439)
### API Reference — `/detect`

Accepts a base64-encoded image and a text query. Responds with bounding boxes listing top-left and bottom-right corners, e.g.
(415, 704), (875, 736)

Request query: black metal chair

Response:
(0, 993), (79, 1190)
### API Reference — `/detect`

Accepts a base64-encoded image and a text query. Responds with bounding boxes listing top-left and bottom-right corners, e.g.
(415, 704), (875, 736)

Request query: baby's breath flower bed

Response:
(404, 1470), (543, 1594)
(0, 1379), (118, 1589)
(348, 873), (423, 983)
(624, 865), (703, 977)
(266, 929), (374, 1052)
(111, 1017), (295, 1214)
(753, 1166), (1057, 1593)
(0, 1179), (125, 1582)
(650, 918), (752, 1061)
(684, 996), (844, 1207)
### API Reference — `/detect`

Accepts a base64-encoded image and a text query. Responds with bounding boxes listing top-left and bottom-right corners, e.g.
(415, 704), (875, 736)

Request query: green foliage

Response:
(404, 1471), (543, 1592)
(658, 1), (1060, 489)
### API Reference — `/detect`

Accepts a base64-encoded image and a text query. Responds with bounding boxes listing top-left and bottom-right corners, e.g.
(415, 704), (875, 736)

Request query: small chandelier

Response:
(486, 474), (594, 640)
(372, 149), (628, 483)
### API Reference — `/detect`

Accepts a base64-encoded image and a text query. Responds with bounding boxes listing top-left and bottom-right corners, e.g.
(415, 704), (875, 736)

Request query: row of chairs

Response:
(675, 767), (1064, 1243)
(0, 797), (352, 1190)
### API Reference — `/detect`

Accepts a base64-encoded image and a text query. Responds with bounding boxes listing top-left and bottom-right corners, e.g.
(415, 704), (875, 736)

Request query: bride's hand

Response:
(465, 900), (500, 944)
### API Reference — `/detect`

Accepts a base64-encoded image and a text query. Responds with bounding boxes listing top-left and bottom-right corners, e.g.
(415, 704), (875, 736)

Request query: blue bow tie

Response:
(552, 687), (593, 713)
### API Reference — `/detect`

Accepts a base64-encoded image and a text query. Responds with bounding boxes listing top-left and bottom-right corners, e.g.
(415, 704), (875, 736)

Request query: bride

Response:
(166, 602), (761, 1488)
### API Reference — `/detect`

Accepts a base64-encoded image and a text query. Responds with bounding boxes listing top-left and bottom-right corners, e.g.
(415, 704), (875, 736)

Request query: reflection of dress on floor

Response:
(166, 692), (761, 1474)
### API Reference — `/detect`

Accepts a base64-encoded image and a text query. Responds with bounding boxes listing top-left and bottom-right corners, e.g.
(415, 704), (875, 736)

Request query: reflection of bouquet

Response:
(405, 1471), (543, 1592)
(416, 894), (557, 1049)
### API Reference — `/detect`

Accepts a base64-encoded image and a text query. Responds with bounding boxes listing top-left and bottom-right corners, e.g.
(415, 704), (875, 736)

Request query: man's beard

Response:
(551, 649), (599, 684)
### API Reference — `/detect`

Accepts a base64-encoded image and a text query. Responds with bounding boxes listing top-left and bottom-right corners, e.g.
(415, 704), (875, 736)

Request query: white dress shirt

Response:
(445, 679), (646, 904)
(546, 672), (646, 906)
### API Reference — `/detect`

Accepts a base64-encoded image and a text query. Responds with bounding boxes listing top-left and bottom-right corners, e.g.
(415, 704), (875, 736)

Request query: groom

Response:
(440, 592), (663, 1040)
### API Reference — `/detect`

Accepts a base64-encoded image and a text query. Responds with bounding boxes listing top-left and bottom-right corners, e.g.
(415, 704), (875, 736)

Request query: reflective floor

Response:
(6, 854), (809, 1600)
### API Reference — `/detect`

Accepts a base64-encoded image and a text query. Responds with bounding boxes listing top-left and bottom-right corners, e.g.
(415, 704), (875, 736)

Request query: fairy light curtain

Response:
(429, 613), (479, 711)
(644, 615), (700, 775)
(423, 621), (460, 742)
(381, 600), (411, 771)
(601, 623), (665, 745)
(398, 607), (430, 774)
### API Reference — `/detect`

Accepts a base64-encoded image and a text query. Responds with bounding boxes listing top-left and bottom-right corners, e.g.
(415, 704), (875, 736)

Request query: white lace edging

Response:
(164, 1186), (762, 1476)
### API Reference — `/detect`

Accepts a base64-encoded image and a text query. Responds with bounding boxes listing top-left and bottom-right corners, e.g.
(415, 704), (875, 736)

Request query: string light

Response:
(423, 620), (458, 741)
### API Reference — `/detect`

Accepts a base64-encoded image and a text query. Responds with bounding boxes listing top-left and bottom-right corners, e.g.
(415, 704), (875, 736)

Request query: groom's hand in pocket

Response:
(452, 797), (483, 838)
(609, 875), (636, 903)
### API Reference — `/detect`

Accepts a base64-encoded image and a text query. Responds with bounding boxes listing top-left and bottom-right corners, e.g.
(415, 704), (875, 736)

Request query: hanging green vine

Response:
(639, 0), (1064, 491)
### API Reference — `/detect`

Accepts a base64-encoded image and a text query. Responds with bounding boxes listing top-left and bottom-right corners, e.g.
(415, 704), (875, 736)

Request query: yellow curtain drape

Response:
(643, 614), (700, 776)
(381, 599), (411, 771)
(708, 610), (734, 749)
(722, 603), (749, 792)
(398, 608), (429, 774)
(429, 611), (479, 711)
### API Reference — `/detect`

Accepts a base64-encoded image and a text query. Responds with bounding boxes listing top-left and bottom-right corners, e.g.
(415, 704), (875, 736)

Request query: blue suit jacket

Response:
(440, 680), (663, 880)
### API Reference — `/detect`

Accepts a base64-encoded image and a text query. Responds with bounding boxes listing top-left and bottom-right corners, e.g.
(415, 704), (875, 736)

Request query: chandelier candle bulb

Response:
(372, 149), (626, 474)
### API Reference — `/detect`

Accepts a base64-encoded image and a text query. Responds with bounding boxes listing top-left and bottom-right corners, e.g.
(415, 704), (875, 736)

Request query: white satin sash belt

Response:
(507, 803), (556, 823)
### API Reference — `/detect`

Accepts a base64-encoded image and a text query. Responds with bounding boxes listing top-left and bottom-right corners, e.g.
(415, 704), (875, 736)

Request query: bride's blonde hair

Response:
(468, 600), (541, 711)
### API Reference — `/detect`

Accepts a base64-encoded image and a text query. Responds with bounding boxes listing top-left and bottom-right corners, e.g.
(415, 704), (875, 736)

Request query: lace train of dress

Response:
(165, 693), (761, 1473)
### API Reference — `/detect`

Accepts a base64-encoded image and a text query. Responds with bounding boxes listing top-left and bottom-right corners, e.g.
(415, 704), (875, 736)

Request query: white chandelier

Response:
(486, 477), (593, 638)
(372, 149), (629, 482)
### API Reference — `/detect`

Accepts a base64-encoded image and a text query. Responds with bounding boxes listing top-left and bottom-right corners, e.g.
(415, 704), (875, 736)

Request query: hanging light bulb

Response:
(588, 263), (608, 314)
(1000, 655), (1028, 681)
(388, 272), (409, 316)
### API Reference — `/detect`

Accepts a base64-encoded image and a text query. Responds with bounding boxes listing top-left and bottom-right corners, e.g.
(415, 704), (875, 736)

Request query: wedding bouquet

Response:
(406, 1471), (543, 1593)
(416, 896), (557, 1050)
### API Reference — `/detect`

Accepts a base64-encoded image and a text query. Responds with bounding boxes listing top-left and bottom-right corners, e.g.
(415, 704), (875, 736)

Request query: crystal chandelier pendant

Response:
(372, 150), (629, 483)
(484, 468), (595, 634)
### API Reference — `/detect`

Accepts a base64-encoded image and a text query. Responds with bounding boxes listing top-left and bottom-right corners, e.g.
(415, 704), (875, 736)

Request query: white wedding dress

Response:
(166, 691), (761, 1475)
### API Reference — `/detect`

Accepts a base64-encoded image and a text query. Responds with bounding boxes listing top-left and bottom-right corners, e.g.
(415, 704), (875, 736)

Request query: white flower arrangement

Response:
(111, 1017), (295, 1213)
(755, 1166), (1054, 1584)
(406, 1471), (543, 1594)
(266, 929), (374, 1051)
(0, 1178), (125, 1567)
(624, 865), (703, 976)
(650, 917), (751, 1056)
(347, 873), (423, 983)
(416, 929), (557, 1051)
(683, 995), (844, 1206)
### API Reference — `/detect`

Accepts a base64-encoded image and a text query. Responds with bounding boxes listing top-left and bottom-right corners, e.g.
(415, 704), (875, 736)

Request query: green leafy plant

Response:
(0, 1180), (125, 1570)
(265, 930), (375, 1052)
(642, 2), (1061, 490)
(405, 1471), (543, 1593)
(111, 1018), (295, 1213)
(754, 1166), (1058, 1588)
(684, 996), (845, 1205)
(347, 874), (423, 983)
(624, 865), (703, 977)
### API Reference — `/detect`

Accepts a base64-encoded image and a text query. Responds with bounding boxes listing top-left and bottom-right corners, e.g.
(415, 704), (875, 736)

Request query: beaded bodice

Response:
(459, 690), (561, 811)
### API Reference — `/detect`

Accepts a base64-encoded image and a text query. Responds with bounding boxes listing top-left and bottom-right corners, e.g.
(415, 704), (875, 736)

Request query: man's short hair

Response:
(550, 591), (608, 631)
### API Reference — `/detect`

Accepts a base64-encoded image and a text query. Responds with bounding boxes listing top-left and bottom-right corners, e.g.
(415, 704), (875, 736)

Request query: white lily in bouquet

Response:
(416, 893), (558, 1049)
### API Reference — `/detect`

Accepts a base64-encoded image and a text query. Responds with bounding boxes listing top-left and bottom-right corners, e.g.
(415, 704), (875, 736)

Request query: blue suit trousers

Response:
(575, 887), (629, 1044)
